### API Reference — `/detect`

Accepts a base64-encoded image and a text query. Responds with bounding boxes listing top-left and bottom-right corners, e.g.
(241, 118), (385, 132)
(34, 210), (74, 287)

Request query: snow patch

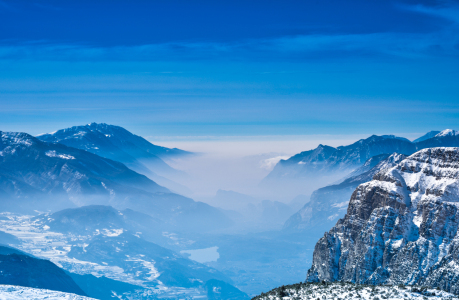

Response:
(435, 129), (458, 137)
(0, 285), (96, 300)
(331, 201), (349, 208)
(45, 150), (75, 160)
(103, 229), (124, 237)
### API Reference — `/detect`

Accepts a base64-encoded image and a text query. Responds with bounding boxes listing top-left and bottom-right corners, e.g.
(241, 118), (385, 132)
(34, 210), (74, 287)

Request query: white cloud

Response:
(260, 155), (290, 170)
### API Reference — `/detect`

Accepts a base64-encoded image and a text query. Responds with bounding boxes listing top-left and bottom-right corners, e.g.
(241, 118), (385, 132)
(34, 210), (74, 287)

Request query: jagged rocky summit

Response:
(268, 129), (459, 181)
(266, 135), (416, 180)
(306, 147), (459, 294)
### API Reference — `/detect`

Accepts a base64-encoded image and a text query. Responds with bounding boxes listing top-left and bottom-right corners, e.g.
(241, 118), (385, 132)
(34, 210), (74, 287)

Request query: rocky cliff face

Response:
(306, 147), (459, 294)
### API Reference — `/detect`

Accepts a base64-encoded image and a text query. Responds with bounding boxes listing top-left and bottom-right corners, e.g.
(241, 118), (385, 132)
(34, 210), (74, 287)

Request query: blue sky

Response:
(1, 0), (459, 144)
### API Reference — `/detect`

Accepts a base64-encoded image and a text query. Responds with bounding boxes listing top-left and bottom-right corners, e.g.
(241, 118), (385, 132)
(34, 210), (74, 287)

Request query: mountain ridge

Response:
(263, 130), (459, 197)
(36, 123), (191, 192)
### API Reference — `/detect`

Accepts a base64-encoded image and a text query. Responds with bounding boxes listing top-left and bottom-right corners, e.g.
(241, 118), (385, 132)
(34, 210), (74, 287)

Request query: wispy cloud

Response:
(400, 2), (459, 24)
(3, 0), (459, 62)
(260, 156), (290, 170)
(1, 29), (458, 63)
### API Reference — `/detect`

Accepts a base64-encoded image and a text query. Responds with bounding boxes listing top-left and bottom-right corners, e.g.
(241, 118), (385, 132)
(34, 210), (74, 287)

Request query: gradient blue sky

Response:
(1, 0), (458, 144)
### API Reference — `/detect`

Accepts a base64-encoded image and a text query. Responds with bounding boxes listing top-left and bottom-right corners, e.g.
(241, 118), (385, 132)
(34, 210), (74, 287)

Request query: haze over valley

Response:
(2, 124), (459, 299)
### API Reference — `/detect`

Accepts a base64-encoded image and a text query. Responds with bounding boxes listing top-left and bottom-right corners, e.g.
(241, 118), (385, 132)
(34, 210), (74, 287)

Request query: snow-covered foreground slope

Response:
(0, 285), (95, 300)
(253, 282), (458, 300)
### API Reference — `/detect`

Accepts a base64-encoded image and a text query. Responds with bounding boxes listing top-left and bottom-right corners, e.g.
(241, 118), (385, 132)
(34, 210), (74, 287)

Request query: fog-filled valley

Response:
(2, 124), (459, 299)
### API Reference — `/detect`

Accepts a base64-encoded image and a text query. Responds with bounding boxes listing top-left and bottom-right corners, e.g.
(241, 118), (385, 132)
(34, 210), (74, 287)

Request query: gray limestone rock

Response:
(306, 147), (459, 294)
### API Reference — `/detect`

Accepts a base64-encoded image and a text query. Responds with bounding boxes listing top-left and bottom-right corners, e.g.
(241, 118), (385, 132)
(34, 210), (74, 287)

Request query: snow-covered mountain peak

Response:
(1, 131), (37, 147)
(37, 123), (190, 161)
(385, 152), (405, 163)
(435, 129), (458, 137)
(370, 147), (459, 208)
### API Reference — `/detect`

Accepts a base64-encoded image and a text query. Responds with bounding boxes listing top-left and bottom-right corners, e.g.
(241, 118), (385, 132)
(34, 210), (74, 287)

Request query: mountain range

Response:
(4, 124), (459, 298)
(263, 129), (459, 197)
(37, 122), (188, 161)
(0, 131), (231, 232)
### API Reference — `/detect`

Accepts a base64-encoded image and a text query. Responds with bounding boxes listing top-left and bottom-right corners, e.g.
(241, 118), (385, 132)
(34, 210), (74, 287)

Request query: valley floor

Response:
(0, 213), (208, 299)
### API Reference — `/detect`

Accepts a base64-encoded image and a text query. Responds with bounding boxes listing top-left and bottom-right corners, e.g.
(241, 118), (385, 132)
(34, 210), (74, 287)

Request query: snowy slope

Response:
(435, 129), (458, 137)
(253, 282), (458, 300)
(0, 210), (243, 300)
(0, 285), (95, 300)
(0, 131), (168, 205)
